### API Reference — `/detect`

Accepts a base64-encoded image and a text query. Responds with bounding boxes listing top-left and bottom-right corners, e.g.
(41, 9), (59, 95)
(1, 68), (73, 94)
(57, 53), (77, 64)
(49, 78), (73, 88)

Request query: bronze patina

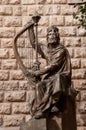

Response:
(13, 12), (78, 130)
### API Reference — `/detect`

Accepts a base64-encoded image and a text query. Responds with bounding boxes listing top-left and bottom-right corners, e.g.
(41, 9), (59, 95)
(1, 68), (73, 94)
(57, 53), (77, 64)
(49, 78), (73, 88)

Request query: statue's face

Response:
(47, 28), (58, 44)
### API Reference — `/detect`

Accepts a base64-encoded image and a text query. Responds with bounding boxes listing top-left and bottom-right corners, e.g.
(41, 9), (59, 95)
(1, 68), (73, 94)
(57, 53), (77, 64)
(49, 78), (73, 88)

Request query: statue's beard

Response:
(47, 37), (57, 44)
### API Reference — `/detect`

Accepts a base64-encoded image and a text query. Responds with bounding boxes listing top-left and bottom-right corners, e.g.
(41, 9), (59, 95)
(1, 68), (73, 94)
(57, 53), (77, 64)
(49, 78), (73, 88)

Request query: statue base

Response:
(20, 118), (47, 130)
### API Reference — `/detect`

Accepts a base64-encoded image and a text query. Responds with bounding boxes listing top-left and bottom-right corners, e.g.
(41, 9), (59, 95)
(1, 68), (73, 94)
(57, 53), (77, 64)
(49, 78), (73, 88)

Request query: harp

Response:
(13, 12), (48, 86)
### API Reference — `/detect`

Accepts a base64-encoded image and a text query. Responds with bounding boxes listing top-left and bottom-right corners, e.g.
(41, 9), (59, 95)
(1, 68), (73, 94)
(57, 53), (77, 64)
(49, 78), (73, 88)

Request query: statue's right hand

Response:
(25, 71), (35, 78)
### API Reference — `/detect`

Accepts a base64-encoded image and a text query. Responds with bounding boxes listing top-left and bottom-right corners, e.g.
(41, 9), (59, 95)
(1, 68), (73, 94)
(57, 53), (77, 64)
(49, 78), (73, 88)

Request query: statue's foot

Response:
(33, 111), (44, 119)
(51, 106), (59, 113)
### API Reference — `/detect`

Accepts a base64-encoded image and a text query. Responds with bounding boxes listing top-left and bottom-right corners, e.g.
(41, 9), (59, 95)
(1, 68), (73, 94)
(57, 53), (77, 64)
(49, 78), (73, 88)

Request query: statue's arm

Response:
(34, 49), (66, 76)
(28, 25), (48, 60)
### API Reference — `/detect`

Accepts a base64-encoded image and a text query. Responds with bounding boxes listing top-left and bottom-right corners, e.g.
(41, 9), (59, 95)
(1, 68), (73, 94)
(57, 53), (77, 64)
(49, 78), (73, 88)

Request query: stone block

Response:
(44, 5), (60, 15)
(3, 115), (25, 126)
(81, 37), (86, 47)
(54, 0), (67, 3)
(0, 6), (12, 15)
(73, 80), (86, 90)
(60, 27), (76, 36)
(0, 70), (9, 80)
(74, 48), (81, 58)
(22, 0), (35, 4)
(4, 17), (22, 27)
(61, 5), (78, 15)
(3, 81), (19, 91)
(63, 37), (81, 47)
(12, 103), (30, 114)
(0, 28), (15, 38)
(39, 16), (49, 26)
(0, 103), (11, 114)
(19, 81), (30, 90)
(5, 91), (26, 102)
(10, 70), (24, 80)
(0, 49), (9, 59)
(13, 6), (22, 16)
(50, 16), (64, 26)
(68, 0), (85, 4)
(20, 119), (46, 130)
(77, 28), (86, 36)
(72, 69), (86, 79)
(9, 0), (21, 4)
(2, 59), (17, 69)
(76, 114), (86, 126)
(81, 59), (86, 68)
(1, 39), (13, 48)
(71, 58), (81, 69)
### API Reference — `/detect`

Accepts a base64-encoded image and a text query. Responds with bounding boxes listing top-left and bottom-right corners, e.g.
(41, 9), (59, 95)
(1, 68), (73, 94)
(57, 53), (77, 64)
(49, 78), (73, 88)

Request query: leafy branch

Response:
(73, 0), (86, 29)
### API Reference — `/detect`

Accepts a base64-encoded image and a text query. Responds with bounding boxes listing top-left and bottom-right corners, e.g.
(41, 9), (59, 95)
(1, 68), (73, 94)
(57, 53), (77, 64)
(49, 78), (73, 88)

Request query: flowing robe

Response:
(28, 25), (71, 116)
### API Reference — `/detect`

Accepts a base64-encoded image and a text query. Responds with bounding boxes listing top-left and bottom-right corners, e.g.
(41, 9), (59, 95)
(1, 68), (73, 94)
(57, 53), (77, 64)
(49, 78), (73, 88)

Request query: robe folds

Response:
(29, 44), (71, 116)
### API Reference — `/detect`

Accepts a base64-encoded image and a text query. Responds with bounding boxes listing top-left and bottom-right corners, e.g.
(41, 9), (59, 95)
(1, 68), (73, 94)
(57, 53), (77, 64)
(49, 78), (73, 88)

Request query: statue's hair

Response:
(47, 25), (59, 33)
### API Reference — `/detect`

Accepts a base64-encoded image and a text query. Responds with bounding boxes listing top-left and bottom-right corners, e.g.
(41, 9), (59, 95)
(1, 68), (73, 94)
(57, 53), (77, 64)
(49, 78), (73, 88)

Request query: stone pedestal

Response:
(20, 118), (46, 130)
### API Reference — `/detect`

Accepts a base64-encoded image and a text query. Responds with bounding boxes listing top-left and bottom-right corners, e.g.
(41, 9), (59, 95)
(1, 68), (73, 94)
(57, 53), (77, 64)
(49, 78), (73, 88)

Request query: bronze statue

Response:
(13, 13), (77, 120)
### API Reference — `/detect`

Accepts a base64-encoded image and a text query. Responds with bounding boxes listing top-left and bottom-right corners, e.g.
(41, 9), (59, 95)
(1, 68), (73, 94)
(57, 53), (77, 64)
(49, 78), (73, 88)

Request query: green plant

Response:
(73, 0), (86, 29)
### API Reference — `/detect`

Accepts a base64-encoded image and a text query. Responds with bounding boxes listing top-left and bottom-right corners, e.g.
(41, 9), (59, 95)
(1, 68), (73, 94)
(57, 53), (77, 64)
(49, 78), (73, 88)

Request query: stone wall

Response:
(0, 0), (86, 130)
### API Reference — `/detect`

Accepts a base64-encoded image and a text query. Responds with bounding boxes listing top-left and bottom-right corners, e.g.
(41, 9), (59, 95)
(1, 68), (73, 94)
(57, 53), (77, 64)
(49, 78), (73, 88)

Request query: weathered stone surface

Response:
(81, 59), (86, 68)
(3, 115), (25, 126)
(0, 103), (11, 114)
(20, 119), (46, 130)
(1, 39), (13, 48)
(68, 0), (86, 4)
(60, 27), (76, 36)
(50, 16), (64, 26)
(0, 6), (12, 15)
(77, 102), (86, 114)
(10, 70), (24, 80)
(5, 91), (26, 102)
(44, 5), (60, 15)
(0, 28), (15, 38)
(0, 70), (9, 80)
(2, 59), (17, 69)
(77, 28), (86, 36)
(0, 49), (9, 59)
(12, 103), (30, 114)
(19, 81), (30, 90)
(72, 69), (86, 79)
(9, 0), (21, 4)
(63, 37), (81, 47)
(54, 0), (67, 3)
(3, 81), (19, 91)
(76, 114), (86, 126)
(22, 0), (35, 4)
(61, 5), (78, 15)
(4, 17), (22, 27)
(39, 16), (49, 26)
(71, 59), (81, 69)
(73, 80), (86, 90)
(13, 6), (22, 16)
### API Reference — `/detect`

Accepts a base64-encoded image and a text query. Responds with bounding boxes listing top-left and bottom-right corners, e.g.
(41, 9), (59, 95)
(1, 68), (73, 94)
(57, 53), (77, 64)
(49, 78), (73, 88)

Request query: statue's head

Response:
(47, 26), (60, 45)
